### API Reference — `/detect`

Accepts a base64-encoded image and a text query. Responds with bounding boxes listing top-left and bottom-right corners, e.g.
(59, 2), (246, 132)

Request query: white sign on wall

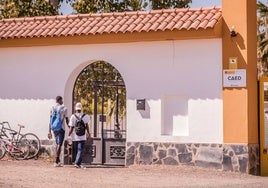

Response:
(223, 69), (246, 88)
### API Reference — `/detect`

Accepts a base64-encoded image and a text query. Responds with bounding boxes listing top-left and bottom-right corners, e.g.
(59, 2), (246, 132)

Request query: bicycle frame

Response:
(2, 139), (22, 153)
(0, 133), (29, 160)
(0, 122), (23, 141)
(0, 121), (40, 160)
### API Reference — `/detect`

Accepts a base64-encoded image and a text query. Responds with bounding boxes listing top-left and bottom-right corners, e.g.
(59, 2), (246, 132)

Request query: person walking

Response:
(68, 102), (90, 168)
(48, 96), (69, 167)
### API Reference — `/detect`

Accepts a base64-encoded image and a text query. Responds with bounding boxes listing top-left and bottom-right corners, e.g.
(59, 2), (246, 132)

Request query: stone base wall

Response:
(38, 140), (73, 164)
(39, 140), (260, 175)
(38, 140), (55, 159)
(126, 142), (259, 175)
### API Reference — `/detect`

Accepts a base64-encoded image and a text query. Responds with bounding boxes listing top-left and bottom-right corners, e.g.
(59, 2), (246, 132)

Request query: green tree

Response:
(72, 0), (148, 13)
(257, 1), (268, 77)
(71, 0), (191, 14)
(0, 0), (61, 18)
(0, 0), (192, 18)
(73, 61), (126, 119)
(150, 0), (191, 10)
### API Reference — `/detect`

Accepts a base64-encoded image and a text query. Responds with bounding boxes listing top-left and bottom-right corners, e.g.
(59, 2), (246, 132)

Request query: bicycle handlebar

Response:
(0, 122), (19, 137)
(0, 122), (11, 129)
(0, 122), (25, 129)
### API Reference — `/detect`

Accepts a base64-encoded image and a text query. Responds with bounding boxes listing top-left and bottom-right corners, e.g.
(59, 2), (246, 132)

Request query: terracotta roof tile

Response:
(118, 24), (129, 33)
(198, 19), (209, 29)
(33, 28), (43, 37)
(0, 7), (221, 39)
(90, 25), (99, 34)
(2, 30), (11, 38)
(206, 19), (218, 28)
(68, 20), (79, 28)
(165, 21), (176, 30)
(54, 27), (64, 36)
(74, 26), (84, 35)
(173, 20), (184, 30)
(189, 20), (201, 30)
(164, 14), (175, 23)
(61, 27), (71, 36)
(111, 24), (121, 33)
(133, 22), (144, 32)
(97, 25), (106, 33)
(148, 22), (158, 31)
(181, 20), (192, 30)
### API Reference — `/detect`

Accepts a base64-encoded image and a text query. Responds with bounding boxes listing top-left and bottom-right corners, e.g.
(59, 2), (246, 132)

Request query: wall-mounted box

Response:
(136, 99), (146, 110)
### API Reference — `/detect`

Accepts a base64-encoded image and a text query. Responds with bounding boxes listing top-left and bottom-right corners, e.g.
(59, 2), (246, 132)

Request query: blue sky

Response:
(61, 0), (267, 15)
(190, 0), (221, 8)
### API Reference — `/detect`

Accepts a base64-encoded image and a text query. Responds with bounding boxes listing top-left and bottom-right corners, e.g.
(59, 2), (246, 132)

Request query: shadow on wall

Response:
(222, 20), (246, 69)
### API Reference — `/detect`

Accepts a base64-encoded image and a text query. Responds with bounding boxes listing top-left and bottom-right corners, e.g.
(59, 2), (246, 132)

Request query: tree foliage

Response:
(0, 0), (61, 18)
(71, 0), (148, 14)
(257, 1), (268, 77)
(0, 0), (192, 18)
(71, 0), (192, 14)
(73, 61), (126, 120)
(150, 0), (191, 10)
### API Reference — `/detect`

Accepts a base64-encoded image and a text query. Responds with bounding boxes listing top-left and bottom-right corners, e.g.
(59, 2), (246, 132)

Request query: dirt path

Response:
(0, 159), (268, 188)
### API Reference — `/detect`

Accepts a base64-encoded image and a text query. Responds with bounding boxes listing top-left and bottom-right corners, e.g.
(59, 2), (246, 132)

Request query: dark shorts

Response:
(53, 129), (65, 146)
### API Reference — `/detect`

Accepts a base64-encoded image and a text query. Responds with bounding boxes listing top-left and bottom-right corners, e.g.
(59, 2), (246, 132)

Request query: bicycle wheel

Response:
(0, 140), (6, 159)
(13, 139), (29, 160)
(20, 133), (40, 159)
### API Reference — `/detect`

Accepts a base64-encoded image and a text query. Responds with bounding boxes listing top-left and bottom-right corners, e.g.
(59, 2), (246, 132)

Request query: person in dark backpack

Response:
(48, 96), (69, 167)
(68, 102), (90, 168)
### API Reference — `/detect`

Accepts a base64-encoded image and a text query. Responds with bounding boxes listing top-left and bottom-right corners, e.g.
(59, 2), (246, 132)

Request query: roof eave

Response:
(0, 22), (222, 48)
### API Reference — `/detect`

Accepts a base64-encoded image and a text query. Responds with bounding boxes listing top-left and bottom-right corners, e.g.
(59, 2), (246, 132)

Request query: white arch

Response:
(63, 59), (126, 116)
(64, 59), (97, 115)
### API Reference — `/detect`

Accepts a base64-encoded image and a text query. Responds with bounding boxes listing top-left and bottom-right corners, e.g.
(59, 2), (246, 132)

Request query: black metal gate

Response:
(64, 61), (126, 166)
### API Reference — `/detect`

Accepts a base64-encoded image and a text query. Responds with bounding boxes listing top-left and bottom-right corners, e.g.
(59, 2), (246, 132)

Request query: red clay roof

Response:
(0, 7), (221, 40)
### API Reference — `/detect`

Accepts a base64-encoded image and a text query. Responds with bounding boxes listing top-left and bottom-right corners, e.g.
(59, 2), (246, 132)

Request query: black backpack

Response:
(74, 114), (86, 136)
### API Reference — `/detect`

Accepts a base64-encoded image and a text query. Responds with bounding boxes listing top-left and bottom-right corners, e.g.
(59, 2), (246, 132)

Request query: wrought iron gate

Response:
(259, 77), (268, 176)
(64, 61), (126, 166)
(82, 114), (126, 166)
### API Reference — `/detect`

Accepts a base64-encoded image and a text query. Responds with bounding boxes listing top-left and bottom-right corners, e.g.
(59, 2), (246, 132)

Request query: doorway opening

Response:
(66, 60), (127, 166)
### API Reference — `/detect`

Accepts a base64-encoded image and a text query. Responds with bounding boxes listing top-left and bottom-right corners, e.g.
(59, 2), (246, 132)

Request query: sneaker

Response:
(74, 164), (86, 169)
(54, 163), (63, 167)
(80, 165), (86, 169)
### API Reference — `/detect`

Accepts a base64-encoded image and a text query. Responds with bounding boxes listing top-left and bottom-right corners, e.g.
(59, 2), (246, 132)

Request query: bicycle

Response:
(0, 122), (41, 160)
(0, 124), (30, 160)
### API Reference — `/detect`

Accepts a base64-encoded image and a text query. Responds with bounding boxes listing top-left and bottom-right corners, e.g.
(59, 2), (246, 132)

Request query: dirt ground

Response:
(1, 159), (268, 188)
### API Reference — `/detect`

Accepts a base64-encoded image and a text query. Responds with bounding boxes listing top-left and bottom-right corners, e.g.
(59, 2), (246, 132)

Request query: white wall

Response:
(0, 39), (222, 142)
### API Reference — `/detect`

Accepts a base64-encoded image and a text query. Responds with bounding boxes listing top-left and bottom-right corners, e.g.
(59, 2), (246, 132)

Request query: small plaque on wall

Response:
(223, 69), (246, 88)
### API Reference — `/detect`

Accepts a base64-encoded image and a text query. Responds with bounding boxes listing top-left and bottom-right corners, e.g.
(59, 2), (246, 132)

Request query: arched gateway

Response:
(64, 61), (126, 166)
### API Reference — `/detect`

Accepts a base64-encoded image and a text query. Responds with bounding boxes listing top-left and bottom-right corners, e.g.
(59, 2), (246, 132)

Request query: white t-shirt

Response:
(50, 104), (68, 131)
(69, 112), (90, 141)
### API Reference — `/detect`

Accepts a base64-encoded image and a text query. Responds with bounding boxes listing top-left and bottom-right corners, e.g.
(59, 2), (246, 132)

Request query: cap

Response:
(75, 102), (82, 110)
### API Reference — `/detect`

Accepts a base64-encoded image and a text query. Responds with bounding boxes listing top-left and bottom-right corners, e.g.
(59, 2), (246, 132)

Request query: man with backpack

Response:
(48, 96), (69, 167)
(68, 102), (90, 168)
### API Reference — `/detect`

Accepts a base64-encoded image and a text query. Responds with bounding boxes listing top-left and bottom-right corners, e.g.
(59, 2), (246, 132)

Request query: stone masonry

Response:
(39, 140), (259, 175)
(126, 142), (259, 175)
(39, 139), (73, 164)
